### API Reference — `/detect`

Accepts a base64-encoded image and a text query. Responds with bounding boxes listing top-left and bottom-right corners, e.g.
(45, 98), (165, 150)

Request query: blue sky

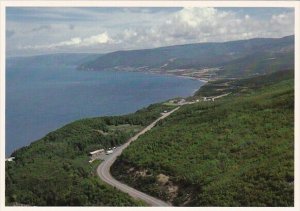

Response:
(6, 7), (294, 56)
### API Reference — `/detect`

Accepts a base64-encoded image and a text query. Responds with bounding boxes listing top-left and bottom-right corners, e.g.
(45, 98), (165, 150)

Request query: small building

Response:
(5, 157), (15, 162)
(89, 149), (105, 160)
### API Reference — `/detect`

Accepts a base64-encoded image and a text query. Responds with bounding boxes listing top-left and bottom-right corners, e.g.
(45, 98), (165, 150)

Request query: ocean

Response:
(6, 62), (204, 156)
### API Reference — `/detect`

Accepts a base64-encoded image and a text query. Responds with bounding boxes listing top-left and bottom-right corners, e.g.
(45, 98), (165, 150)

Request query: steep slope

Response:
(111, 70), (294, 206)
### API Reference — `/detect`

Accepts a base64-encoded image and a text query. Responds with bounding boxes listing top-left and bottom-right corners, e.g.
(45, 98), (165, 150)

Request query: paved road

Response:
(212, 92), (231, 100)
(97, 107), (180, 206)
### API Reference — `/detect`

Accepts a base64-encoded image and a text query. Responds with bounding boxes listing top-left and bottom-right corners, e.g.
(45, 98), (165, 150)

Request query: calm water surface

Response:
(6, 63), (204, 156)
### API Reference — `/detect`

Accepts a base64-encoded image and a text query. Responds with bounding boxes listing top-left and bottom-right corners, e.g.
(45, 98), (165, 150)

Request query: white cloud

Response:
(158, 7), (294, 42)
(21, 32), (113, 50)
(173, 7), (221, 28)
(122, 29), (138, 40)
(58, 37), (82, 46)
(7, 7), (294, 56)
(82, 32), (112, 46)
(271, 13), (293, 25)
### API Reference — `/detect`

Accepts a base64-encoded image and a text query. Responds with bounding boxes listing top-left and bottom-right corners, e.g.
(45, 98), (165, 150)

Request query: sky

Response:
(6, 7), (294, 57)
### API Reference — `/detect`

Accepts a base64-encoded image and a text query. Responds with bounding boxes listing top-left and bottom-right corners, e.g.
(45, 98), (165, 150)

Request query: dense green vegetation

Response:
(195, 69), (294, 97)
(5, 103), (173, 206)
(221, 51), (294, 77)
(6, 62), (294, 207)
(111, 70), (294, 206)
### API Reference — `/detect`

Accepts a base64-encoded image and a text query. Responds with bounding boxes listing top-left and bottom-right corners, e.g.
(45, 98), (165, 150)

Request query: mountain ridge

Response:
(79, 35), (294, 79)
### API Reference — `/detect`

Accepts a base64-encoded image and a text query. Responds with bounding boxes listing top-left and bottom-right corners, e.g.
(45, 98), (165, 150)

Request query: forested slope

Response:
(5, 103), (173, 206)
(112, 70), (294, 206)
(5, 67), (294, 206)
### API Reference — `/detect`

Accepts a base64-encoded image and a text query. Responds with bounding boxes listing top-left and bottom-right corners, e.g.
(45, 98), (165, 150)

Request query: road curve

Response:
(97, 107), (180, 206)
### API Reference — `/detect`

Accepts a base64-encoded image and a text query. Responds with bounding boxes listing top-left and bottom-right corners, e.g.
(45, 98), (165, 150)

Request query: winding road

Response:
(97, 107), (180, 206)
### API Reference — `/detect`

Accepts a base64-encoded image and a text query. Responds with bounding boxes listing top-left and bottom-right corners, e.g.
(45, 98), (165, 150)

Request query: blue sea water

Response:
(6, 63), (204, 156)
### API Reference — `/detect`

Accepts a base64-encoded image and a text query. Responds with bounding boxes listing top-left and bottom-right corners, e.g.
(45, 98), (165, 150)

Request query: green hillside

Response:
(220, 51), (294, 77)
(5, 104), (173, 206)
(79, 35), (294, 78)
(5, 66), (294, 206)
(111, 70), (294, 206)
(195, 69), (294, 97)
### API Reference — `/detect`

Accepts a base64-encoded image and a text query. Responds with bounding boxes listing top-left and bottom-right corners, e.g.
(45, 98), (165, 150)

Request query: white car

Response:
(106, 150), (113, 155)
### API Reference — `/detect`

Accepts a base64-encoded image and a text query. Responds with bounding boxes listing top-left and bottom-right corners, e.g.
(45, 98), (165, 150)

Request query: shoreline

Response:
(93, 67), (210, 83)
(6, 68), (206, 157)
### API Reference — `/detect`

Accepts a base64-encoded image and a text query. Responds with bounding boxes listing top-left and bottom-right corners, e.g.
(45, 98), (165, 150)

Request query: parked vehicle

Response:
(106, 150), (113, 155)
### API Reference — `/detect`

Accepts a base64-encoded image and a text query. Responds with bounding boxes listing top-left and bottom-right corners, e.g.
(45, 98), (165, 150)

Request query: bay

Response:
(6, 62), (203, 156)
